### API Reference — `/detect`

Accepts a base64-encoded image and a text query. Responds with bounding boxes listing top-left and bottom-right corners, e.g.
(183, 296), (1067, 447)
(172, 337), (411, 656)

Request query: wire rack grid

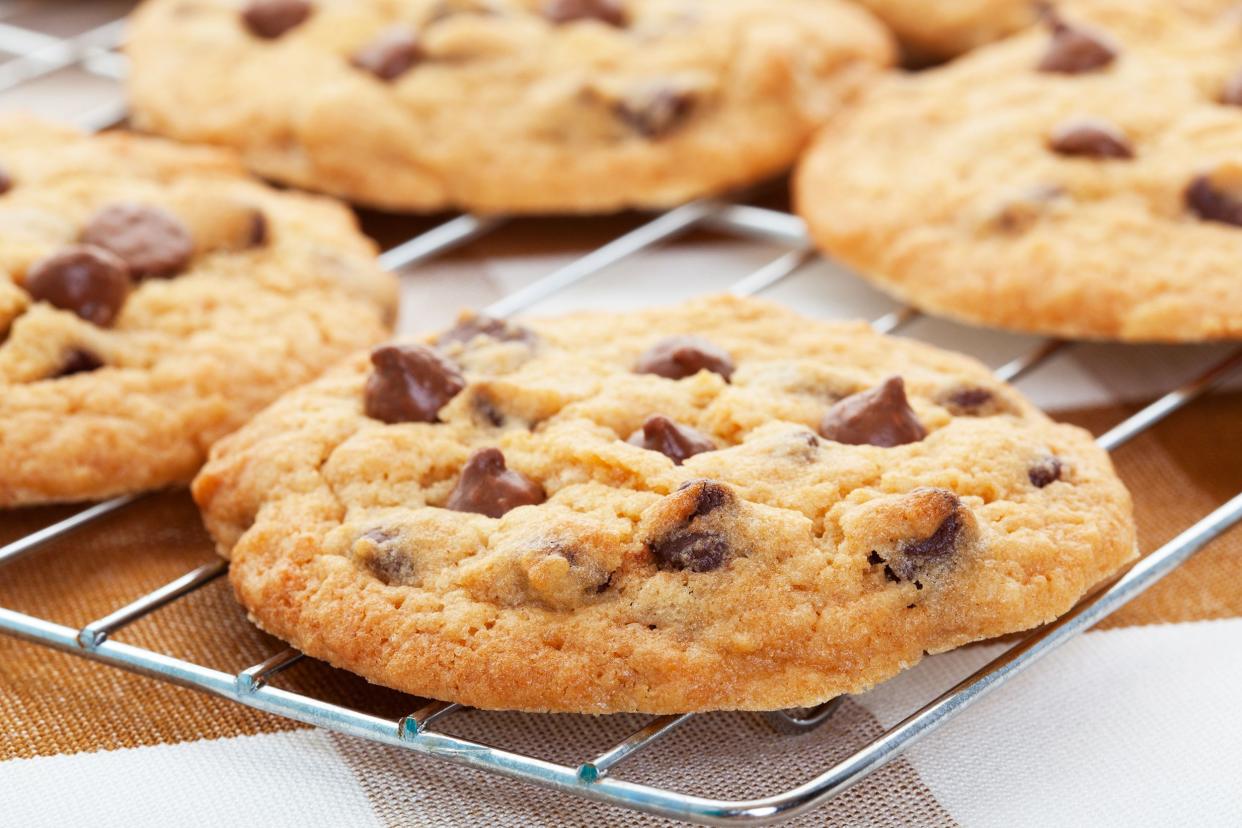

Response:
(1, 11), (1241, 826)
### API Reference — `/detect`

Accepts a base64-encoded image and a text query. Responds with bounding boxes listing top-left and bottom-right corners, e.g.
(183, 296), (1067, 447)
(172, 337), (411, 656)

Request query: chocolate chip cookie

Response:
(796, 0), (1242, 342)
(126, 0), (894, 213)
(855, 0), (1039, 61)
(0, 118), (397, 506)
(193, 294), (1135, 713)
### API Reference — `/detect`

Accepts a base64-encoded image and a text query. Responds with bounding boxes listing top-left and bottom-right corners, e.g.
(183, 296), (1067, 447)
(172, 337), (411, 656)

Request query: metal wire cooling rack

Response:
(2, 10), (1241, 825)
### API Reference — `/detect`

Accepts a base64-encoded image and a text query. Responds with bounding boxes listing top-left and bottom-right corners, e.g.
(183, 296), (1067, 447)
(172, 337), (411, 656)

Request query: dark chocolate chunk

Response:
(364, 343), (466, 424)
(627, 415), (715, 464)
(819, 376), (926, 448)
(0, 165), (12, 195)
(55, 348), (104, 377)
(542, 0), (626, 26)
(650, 530), (728, 573)
(1028, 456), (1063, 488)
(436, 314), (536, 348)
(445, 448), (545, 518)
(635, 336), (734, 381)
(1038, 17), (1117, 74)
(1186, 174), (1242, 227)
(615, 87), (696, 139)
(351, 27), (423, 81)
(242, 0), (312, 39)
(1048, 118), (1133, 159)
(885, 512), (964, 583)
(867, 550), (884, 566)
(80, 203), (193, 279)
(25, 244), (131, 327)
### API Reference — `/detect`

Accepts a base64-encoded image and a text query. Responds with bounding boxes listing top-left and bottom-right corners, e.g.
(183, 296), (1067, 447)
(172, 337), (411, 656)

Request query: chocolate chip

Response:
(471, 390), (506, 426)
(351, 27), (423, 81)
(0, 165), (12, 195)
(1186, 175), (1242, 227)
(242, 0), (312, 39)
(1038, 17), (1117, 74)
(884, 509), (964, 582)
(54, 348), (104, 377)
(678, 478), (733, 519)
(867, 550), (884, 566)
(650, 531), (728, 573)
(1028, 456), (1063, 487)
(436, 314), (536, 348)
(80, 203), (193, 279)
(247, 211), (268, 247)
(446, 448), (545, 518)
(628, 415), (715, 464)
(25, 245), (131, 327)
(635, 336), (734, 381)
(354, 529), (418, 585)
(542, 0), (626, 26)
(1223, 69), (1242, 106)
(946, 387), (992, 412)
(364, 343), (466, 424)
(615, 87), (696, 139)
(819, 376), (926, 448)
(1048, 118), (1133, 159)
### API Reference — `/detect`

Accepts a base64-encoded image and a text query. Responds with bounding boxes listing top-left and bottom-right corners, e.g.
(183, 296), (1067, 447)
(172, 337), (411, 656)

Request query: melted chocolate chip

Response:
(364, 343), (466, 424)
(351, 27), (423, 81)
(1038, 18), (1117, 74)
(615, 87), (696, 139)
(881, 509), (964, 583)
(0, 165), (12, 195)
(55, 348), (104, 377)
(445, 448), (545, 518)
(650, 531), (727, 573)
(635, 336), (734, 381)
(25, 245), (131, 327)
(80, 203), (193, 279)
(242, 0), (312, 39)
(1048, 118), (1133, 159)
(628, 415), (715, 464)
(1186, 175), (1242, 227)
(542, 0), (626, 26)
(819, 376), (926, 448)
(436, 314), (536, 348)
(1028, 456), (1063, 488)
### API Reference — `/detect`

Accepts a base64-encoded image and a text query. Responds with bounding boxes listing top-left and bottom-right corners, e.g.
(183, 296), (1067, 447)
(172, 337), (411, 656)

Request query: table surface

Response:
(1, 4), (1240, 827)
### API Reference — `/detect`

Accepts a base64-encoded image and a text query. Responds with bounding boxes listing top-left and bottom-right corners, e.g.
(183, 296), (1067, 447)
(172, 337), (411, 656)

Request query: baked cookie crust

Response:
(797, 0), (1242, 342)
(194, 295), (1135, 713)
(0, 118), (396, 506)
(126, 0), (894, 213)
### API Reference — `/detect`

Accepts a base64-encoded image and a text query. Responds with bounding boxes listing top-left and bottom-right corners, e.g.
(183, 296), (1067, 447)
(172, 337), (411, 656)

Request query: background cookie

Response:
(855, 0), (1038, 62)
(126, 0), (894, 213)
(0, 118), (397, 506)
(797, 0), (1242, 342)
(194, 295), (1135, 714)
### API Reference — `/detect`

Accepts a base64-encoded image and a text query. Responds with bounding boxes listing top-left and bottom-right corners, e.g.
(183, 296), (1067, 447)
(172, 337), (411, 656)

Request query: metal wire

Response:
(1, 12), (1240, 826)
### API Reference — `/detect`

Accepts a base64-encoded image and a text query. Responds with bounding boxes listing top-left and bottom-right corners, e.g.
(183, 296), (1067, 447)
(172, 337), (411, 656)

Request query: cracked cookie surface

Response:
(194, 295), (1134, 713)
(126, 0), (894, 213)
(0, 118), (396, 506)
(797, 0), (1242, 342)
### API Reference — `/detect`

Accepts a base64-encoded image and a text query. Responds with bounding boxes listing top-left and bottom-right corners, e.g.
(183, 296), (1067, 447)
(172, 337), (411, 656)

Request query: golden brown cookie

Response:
(797, 0), (1242, 342)
(126, 0), (894, 213)
(0, 118), (397, 506)
(194, 295), (1135, 713)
